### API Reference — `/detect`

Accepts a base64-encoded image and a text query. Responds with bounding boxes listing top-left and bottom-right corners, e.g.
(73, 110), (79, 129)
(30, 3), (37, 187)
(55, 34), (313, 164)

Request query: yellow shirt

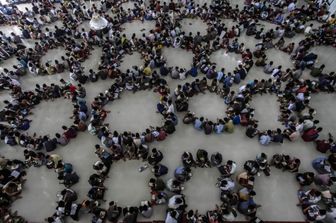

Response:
(143, 67), (152, 76)
(50, 154), (62, 168)
(225, 120), (234, 133)
(328, 17), (336, 25)
(47, 66), (55, 75)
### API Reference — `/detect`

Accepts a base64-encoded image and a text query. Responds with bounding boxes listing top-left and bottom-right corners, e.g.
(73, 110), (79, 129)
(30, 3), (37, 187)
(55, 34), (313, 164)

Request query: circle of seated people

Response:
(225, 80), (286, 144)
(171, 150), (229, 220)
(0, 148), (80, 221)
(277, 78), (335, 148)
(82, 145), (168, 223)
(175, 79), (235, 135)
(88, 75), (178, 146)
(176, 77), (283, 137)
(202, 42), (254, 78)
(0, 80), (88, 151)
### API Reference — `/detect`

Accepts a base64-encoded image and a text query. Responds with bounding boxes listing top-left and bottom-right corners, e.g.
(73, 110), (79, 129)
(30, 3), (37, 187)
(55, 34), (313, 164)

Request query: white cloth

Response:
(90, 14), (108, 30)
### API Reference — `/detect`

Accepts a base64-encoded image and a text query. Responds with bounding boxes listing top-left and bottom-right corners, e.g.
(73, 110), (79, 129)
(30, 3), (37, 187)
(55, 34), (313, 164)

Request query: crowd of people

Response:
(0, 156), (27, 223)
(83, 144), (169, 223)
(0, 0), (335, 222)
(295, 153), (336, 221)
(0, 79), (86, 221)
(143, 150), (302, 222)
(88, 73), (178, 147)
(0, 80), (87, 149)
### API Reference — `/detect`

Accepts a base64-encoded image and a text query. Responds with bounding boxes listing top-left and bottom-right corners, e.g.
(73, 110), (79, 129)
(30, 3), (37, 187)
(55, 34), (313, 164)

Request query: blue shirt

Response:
(190, 67), (198, 77)
(174, 167), (185, 175)
(259, 135), (271, 145)
(194, 119), (202, 130)
(224, 76), (233, 88)
(234, 73), (241, 84)
(232, 115), (241, 125)
(215, 124), (224, 133)
(217, 71), (224, 81)
(239, 198), (256, 214)
(79, 111), (87, 121)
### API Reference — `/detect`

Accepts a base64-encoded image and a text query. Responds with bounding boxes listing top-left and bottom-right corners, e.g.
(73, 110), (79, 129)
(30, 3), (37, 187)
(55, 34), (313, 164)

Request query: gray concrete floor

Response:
(0, 1), (335, 222)
(105, 90), (162, 133)
(180, 18), (208, 36)
(210, 49), (243, 73)
(121, 20), (155, 38)
(162, 48), (193, 69)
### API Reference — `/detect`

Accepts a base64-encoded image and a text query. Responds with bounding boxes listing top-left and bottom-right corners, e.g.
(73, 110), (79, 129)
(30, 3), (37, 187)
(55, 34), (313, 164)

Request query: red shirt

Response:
(69, 85), (77, 93)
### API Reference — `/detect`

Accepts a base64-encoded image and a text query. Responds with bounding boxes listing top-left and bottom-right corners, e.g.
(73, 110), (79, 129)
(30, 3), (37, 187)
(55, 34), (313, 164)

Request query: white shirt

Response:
(168, 195), (183, 209)
(296, 92), (305, 101)
(238, 85), (247, 93)
(288, 2), (296, 12)
(152, 130), (159, 138)
(219, 179), (235, 191)
(304, 26), (312, 35)
(179, 71), (186, 80)
(288, 102), (295, 111)
(10, 78), (20, 86)
(165, 212), (178, 223)
(277, 29), (285, 37)
(170, 30), (176, 38)
(296, 123), (304, 133)
(272, 68), (280, 78)
(230, 162), (237, 174)
(326, 207), (336, 219)
(167, 104), (175, 114)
